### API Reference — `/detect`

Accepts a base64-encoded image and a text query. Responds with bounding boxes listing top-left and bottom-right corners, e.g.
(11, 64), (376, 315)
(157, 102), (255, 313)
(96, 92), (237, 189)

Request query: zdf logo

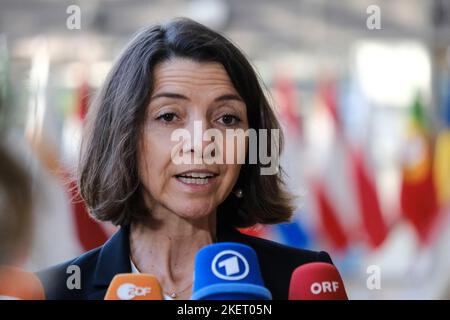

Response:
(116, 283), (151, 300)
(211, 250), (249, 281)
(310, 281), (340, 294)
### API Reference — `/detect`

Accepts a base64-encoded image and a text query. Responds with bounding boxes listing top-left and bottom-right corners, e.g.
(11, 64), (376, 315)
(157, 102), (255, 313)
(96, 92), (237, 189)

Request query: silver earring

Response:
(234, 188), (244, 198)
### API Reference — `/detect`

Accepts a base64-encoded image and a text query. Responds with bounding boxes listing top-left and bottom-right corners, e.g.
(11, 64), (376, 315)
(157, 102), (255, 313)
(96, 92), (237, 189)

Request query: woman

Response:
(38, 18), (334, 300)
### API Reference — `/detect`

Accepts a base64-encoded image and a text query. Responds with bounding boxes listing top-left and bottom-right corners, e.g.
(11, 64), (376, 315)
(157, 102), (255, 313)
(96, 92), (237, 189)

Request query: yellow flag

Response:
(434, 129), (450, 205)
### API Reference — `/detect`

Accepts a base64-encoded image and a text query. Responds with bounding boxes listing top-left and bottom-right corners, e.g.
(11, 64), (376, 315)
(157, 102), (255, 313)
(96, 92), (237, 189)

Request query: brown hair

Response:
(79, 18), (295, 228)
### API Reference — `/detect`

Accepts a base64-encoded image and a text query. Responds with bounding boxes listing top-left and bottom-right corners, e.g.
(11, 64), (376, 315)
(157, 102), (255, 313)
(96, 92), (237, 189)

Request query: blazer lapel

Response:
(88, 225), (132, 299)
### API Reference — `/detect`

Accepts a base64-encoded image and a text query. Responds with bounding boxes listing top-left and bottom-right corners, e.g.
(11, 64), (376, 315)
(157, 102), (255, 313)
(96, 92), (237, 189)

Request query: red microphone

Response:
(288, 262), (348, 300)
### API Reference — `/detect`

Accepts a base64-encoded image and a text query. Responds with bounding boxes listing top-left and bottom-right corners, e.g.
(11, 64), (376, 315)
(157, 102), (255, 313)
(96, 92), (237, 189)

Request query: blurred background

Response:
(1, 0), (450, 299)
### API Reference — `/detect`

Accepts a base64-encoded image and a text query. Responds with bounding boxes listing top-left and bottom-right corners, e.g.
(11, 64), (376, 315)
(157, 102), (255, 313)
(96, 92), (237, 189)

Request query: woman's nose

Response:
(182, 119), (215, 160)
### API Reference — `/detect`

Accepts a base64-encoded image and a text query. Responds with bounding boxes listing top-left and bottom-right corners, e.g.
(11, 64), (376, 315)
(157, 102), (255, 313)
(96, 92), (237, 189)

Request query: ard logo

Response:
(211, 250), (250, 281)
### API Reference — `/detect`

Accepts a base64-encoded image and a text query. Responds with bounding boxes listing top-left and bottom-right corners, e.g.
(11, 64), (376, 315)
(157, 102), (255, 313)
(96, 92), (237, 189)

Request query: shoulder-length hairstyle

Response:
(80, 18), (295, 228)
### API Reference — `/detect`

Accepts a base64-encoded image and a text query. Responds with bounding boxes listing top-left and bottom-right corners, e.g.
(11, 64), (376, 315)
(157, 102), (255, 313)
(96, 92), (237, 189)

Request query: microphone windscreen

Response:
(0, 266), (45, 300)
(104, 274), (163, 300)
(192, 242), (271, 300)
(288, 262), (348, 300)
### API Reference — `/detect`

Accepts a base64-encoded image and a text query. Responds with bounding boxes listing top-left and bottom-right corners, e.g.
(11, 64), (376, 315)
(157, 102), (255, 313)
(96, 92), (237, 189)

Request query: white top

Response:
(129, 257), (173, 300)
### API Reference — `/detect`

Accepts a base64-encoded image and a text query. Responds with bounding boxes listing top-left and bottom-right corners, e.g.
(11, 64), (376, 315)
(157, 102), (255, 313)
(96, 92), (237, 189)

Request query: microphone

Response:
(104, 274), (163, 300)
(0, 266), (45, 300)
(288, 262), (348, 300)
(191, 242), (272, 300)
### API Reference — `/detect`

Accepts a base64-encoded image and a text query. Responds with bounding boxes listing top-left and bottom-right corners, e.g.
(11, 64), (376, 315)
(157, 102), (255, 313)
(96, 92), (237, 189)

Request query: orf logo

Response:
(116, 283), (151, 300)
(211, 250), (249, 281)
(310, 281), (340, 295)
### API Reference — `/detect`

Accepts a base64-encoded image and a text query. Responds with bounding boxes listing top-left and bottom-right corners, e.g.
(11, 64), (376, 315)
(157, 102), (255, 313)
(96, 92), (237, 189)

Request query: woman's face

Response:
(138, 58), (249, 221)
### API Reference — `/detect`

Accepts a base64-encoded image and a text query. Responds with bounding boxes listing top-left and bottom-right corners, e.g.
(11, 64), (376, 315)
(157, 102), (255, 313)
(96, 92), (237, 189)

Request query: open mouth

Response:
(174, 172), (218, 185)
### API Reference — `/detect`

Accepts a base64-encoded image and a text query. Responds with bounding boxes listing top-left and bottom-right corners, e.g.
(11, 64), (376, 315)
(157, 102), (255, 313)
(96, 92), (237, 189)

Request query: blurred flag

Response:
(433, 87), (450, 207)
(341, 78), (390, 248)
(273, 73), (302, 134)
(350, 149), (388, 248)
(400, 94), (439, 244)
(328, 78), (388, 248)
(311, 78), (388, 250)
(272, 73), (313, 249)
(312, 179), (349, 250)
(305, 79), (351, 251)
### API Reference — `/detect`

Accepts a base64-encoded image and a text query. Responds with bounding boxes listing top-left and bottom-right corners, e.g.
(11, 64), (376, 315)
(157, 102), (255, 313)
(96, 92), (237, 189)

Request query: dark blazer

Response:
(37, 224), (333, 300)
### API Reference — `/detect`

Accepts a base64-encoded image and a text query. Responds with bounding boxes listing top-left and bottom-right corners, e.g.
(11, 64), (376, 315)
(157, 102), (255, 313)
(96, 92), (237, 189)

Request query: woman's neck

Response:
(129, 207), (216, 299)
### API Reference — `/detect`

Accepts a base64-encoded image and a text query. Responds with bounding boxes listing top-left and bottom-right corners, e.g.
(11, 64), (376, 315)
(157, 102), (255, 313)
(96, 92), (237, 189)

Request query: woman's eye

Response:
(218, 114), (241, 126)
(156, 112), (178, 123)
